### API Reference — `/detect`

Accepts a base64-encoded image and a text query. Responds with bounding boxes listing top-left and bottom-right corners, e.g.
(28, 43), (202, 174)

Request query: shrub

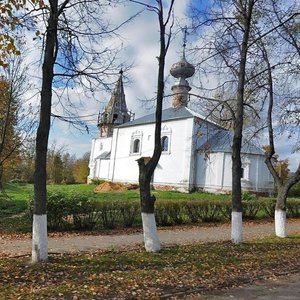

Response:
(185, 201), (203, 223)
(288, 181), (300, 197)
(155, 203), (173, 226)
(26, 191), (299, 232)
(119, 200), (140, 227)
(67, 192), (98, 230)
(287, 199), (300, 218)
(46, 192), (70, 230)
(90, 178), (105, 185)
(93, 201), (122, 229)
(261, 198), (276, 218)
(243, 200), (262, 219)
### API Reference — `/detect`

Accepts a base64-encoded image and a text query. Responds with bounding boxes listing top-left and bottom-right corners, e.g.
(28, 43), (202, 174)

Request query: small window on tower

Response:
(113, 114), (118, 123)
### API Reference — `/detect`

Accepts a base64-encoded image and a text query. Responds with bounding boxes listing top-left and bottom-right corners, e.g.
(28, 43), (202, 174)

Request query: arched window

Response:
(133, 139), (140, 153)
(161, 136), (168, 152)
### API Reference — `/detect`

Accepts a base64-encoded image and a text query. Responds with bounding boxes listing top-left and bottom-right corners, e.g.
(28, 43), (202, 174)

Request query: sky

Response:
(22, 0), (300, 171)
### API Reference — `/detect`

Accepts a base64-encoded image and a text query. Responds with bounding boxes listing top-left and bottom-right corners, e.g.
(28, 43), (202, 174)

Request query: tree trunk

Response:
(32, 0), (58, 263)
(0, 163), (3, 192)
(138, 158), (161, 252)
(231, 0), (255, 244)
(275, 185), (288, 237)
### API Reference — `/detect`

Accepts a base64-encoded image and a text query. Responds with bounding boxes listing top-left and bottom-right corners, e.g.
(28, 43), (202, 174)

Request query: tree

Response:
(31, 0), (132, 262)
(47, 144), (64, 184)
(0, 52), (33, 190)
(130, 0), (175, 252)
(73, 152), (90, 183)
(62, 152), (75, 184)
(258, 3), (300, 237)
(191, 0), (259, 244)
(0, 0), (42, 67)
(263, 53), (300, 237)
(18, 138), (36, 183)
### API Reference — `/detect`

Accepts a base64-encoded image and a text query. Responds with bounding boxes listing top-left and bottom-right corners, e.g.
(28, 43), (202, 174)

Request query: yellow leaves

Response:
(262, 145), (272, 152)
(0, 0), (45, 67)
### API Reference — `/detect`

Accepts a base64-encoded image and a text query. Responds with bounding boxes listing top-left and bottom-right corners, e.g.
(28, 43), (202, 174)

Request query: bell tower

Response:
(170, 27), (195, 108)
(97, 70), (134, 137)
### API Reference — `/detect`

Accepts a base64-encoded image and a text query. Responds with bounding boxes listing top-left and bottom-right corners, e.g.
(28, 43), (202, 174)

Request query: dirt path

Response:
(1, 219), (299, 257)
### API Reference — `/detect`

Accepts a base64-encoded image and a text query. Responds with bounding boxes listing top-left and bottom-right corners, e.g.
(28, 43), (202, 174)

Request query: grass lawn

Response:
(0, 236), (299, 299)
(0, 182), (232, 215)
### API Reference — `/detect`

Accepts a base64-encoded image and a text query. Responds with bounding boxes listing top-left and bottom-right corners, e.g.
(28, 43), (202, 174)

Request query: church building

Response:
(88, 52), (273, 194)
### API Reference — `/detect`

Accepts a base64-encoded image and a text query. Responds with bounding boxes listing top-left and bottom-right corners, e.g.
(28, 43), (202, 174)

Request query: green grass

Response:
(0, 183), (232, 214)
(0, 236), (299, 299)
(0, 183), (33, 215)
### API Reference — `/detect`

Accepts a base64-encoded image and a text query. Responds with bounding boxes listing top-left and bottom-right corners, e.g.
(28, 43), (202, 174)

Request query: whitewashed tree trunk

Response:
(141, 213), (161, 252)
(231, 211), (243, 244)
(275, 209), (287, 238)
(32, 214), (48, 262)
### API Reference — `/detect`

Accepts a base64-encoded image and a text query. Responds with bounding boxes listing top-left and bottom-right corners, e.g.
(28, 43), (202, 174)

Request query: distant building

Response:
(88, 53), (273, 194)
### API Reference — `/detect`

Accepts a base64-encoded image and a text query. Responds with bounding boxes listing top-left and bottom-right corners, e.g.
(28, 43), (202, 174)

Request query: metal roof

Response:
(117, 106), (194, 128)
(199, 130), (264, 155)
(95, 151), (111, 160)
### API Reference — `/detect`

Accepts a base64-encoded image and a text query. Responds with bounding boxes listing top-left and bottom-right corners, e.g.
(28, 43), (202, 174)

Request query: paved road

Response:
(188, 272), (300, 300)
(0, 220), (299, 257)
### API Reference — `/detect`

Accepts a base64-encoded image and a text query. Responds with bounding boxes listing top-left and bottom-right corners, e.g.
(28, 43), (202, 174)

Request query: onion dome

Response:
(170, 27), (195, 108)
(170, 56), (195, 79)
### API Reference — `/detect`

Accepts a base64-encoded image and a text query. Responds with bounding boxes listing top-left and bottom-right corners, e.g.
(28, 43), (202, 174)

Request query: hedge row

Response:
(28, 191), (300, 230)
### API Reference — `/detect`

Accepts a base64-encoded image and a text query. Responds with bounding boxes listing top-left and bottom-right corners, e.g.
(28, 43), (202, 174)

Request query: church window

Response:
(161, 136), (169, 152)
(130, 130), (143, 155)
(241, 157), (250, 180)
(133, 139), (140, 153)
(161, 125), (171, 154)
(241, 168), (245, 179)
(113, 114), (118, 123)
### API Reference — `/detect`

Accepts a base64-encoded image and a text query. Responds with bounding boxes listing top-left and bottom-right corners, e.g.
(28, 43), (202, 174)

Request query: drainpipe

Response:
(255, 156), (259, 192)
(221, 152), (225, 190)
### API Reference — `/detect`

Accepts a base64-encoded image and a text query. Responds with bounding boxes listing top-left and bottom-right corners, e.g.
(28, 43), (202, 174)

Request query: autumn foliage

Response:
(0, 0), (43, 67)
(0, 77), (21, 185)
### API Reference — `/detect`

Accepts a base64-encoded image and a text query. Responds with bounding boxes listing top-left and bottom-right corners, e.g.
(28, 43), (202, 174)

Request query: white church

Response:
(88, 52), (273, 194)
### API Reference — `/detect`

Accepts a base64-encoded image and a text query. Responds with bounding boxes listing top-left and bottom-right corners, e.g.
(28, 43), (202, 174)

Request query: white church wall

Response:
(107, 118), (194, 191)
(108, 127), (137, 182)
(195, 151), (273, 194)
(154, 118), (194, 191)
(88, 137), (112, 182)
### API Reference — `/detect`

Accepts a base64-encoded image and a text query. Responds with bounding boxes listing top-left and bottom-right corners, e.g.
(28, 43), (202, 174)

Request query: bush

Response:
(27, 192), (300, 231)
(119, 200), (140, 227)
(261, 198), (276, 218)
(288, 181), (300, 197)
(90, 178), (105, 185)
(243, 200), (262, 219)
(93, 201), (122, 229)
(287, 199), (300, 218)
